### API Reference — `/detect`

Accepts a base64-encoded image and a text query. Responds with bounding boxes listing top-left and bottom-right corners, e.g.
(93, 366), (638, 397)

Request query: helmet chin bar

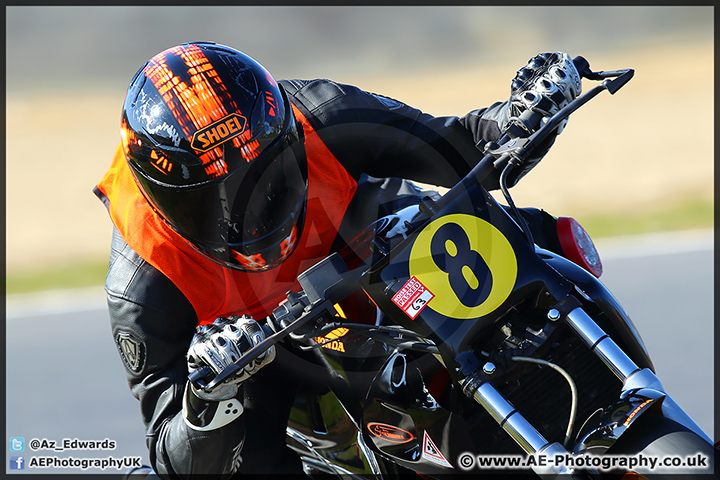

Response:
(180, 208), (304, 273)
(222, 193), (307, 272)
(229, 223), (301, 272)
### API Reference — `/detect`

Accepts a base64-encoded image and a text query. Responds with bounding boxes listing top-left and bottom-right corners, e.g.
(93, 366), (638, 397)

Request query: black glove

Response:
(187, 315), (275, 401)
(508, 52), (582, 135)
(498, 52), (582, 187)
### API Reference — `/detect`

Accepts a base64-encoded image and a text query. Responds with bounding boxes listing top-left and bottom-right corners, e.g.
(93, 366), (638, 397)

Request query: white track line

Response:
(6, 229), (713, 319)
(595, 228), (713, 260)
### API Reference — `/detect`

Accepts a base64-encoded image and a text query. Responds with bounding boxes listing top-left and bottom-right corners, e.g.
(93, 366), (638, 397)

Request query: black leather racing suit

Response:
(100, 78), (562, 478)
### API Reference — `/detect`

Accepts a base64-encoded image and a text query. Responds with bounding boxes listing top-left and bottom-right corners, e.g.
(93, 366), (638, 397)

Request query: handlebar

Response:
(430, 57), (633, 214)
(188, 296), (333, 391)
(189, 56), (635, 395)
(189, 253), (361, 393)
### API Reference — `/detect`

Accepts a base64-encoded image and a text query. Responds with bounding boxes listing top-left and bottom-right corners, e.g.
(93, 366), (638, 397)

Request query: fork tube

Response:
(565, 307), (641, 382)
(471, 382), (549, 454)
(469, 382), (576, 478)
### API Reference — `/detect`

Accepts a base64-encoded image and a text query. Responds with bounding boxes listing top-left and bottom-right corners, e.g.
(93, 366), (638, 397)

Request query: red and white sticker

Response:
(391, 276), (434, 319)
(422, 431), (453, 468)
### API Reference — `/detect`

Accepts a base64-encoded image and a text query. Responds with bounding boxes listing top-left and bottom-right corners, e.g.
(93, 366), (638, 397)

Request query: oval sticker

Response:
(191, 113), (248, 153)
(408, 214), (517, 319)
(367, 422), (415, 444)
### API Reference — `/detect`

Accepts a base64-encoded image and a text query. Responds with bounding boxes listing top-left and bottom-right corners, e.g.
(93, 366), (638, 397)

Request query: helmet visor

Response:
(134, 132), (307, 270)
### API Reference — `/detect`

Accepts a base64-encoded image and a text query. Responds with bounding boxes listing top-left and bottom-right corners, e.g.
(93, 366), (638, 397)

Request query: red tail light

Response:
(556, 217), (603, 278)
(621, 474), (649, 480)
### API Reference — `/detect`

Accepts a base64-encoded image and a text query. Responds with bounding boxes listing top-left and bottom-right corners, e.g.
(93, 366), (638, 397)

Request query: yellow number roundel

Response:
(408, 214), (517, 319)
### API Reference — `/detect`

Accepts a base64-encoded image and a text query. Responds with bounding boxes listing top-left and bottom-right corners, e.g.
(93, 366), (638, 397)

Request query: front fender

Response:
(576, 390), (716, 477)
(574, 388), (665, 454)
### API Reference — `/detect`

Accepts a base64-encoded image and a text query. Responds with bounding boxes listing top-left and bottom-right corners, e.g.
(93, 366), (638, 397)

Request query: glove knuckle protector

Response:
(498, 52), (582, 188)
(186, 314), (275, 401)
(509, 51), (581, 135)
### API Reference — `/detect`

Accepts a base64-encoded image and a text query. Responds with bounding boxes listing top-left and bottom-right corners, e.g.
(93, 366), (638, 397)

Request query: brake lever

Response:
(189, 252), (362, 394)
(189, 297), (336, 392)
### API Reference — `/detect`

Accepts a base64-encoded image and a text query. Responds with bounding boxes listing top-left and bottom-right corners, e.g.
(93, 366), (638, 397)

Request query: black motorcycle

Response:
(187, 57), (717, 479)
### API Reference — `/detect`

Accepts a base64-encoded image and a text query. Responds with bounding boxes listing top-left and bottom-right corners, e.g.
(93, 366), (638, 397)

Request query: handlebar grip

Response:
(572, 56), (590, 77)
(188, 366), (213, 387)
(507, 109), (544, 138)
(572, 56), (605, 81)
(518, 109), (544, 133)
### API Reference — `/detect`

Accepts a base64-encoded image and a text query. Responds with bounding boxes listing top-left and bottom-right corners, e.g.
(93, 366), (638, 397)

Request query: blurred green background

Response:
(5, 6), (713, 294)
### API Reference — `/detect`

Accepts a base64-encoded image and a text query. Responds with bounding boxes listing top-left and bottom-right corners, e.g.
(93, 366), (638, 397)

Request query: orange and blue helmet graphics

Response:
(121, 42), (307, 271)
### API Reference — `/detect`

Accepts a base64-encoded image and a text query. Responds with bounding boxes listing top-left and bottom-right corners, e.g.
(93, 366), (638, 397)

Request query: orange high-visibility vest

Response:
(96, 105), (358, 325)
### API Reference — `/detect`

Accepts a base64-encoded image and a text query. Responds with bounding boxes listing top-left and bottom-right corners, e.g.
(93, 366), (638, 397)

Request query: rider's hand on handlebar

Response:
(187, 315), (275, 401)
(508, 52), (582, 135)
(486, 52), (582, 188)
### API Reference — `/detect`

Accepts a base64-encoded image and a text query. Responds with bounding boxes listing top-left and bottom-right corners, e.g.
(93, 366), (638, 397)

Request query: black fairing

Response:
(360, 181), (653, 380)
(286, 180), (657, 475)
(362, 351), (473, 473)
(536, 247), (654, 372)
(361, 182), (566, 380)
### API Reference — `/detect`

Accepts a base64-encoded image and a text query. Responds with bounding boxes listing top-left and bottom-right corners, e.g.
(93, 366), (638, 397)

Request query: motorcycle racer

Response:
(94, 42), (580, 478)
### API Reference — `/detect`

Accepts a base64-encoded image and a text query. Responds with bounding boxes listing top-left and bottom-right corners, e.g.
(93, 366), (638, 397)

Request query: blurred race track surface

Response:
(6, 229), (714, 474)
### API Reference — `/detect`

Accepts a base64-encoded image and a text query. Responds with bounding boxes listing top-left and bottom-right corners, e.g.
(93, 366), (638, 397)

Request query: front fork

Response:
(462, 305), (712, 479)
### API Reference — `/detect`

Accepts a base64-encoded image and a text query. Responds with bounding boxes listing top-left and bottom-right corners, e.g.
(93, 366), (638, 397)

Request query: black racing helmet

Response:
(121, 42), (307, 272)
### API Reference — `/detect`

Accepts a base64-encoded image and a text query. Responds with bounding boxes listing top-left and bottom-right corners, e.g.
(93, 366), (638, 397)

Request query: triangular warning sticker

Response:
(422, 431), (453, 468)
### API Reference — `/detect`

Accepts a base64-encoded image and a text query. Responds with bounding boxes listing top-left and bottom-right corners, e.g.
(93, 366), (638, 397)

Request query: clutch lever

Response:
(573, 55), (635, 86)
(432, 58), (634, 214)
(498, 55), (631, 141)
(489, 61), (635, 170)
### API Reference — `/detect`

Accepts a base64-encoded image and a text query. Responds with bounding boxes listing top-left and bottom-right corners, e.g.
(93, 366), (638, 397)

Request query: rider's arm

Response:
(105, 228), (245, 479)
(281, 78), (505, 190)
(282, 52), (580, 192)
